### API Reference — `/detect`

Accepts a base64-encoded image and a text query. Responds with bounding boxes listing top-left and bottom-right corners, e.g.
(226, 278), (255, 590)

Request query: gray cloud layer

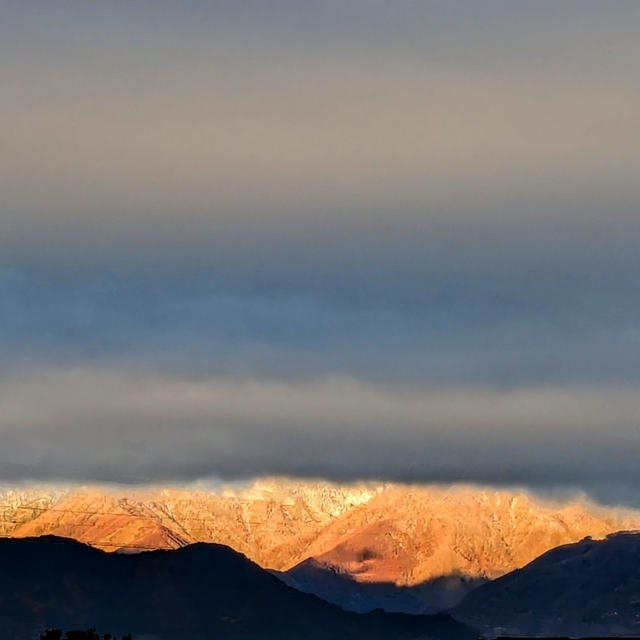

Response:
(2, 367), (640, 506)
(1, 1), (639, 502)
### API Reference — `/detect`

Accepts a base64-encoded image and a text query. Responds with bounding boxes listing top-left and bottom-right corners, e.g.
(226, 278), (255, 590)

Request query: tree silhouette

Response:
(40, 629), (132, 640)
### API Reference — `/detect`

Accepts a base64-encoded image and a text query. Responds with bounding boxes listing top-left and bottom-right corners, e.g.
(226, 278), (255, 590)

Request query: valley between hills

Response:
(2, 478), (639, 616)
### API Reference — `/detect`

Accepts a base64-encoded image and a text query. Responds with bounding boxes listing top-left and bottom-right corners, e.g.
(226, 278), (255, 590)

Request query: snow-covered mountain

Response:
(3, 478), (640, 613)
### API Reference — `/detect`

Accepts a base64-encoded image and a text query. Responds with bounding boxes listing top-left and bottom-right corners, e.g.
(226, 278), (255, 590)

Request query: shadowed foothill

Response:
(0, 536), (475, 640)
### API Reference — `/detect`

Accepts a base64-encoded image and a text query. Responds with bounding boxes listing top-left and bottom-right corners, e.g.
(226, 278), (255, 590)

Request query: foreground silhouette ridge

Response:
(0, 535), (475, 640)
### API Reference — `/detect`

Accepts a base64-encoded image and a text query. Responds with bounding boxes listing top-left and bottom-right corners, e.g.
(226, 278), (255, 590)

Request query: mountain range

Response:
(3, 479), (640, 614)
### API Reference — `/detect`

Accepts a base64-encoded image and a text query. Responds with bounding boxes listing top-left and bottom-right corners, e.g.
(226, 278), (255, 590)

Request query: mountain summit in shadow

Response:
(453, 531), (640, 637)
(0, 535), (476, 640)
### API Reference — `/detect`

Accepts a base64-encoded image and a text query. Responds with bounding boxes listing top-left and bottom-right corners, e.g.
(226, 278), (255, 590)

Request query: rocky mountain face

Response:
(7, 489), (191, 552)
(4, 479), (640, 612)
(0, 535), (475, 640)
(294, 485), (638, 582)
(7, 479), (383, 560)
(453, 531), (640, 637)
(0, 486), (66, 537)
(275, 484), (640, 612)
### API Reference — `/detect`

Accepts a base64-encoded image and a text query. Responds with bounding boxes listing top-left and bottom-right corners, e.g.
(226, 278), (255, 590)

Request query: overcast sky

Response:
(2, 1), (640, 504)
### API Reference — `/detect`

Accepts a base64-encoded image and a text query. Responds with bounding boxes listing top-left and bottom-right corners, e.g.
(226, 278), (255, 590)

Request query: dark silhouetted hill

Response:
(453, 531), (640, 637)
(0, 535), (476, 640)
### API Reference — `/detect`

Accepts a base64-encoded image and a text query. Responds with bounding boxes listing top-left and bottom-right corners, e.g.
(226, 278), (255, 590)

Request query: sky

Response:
(1, 1), (640, 505)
